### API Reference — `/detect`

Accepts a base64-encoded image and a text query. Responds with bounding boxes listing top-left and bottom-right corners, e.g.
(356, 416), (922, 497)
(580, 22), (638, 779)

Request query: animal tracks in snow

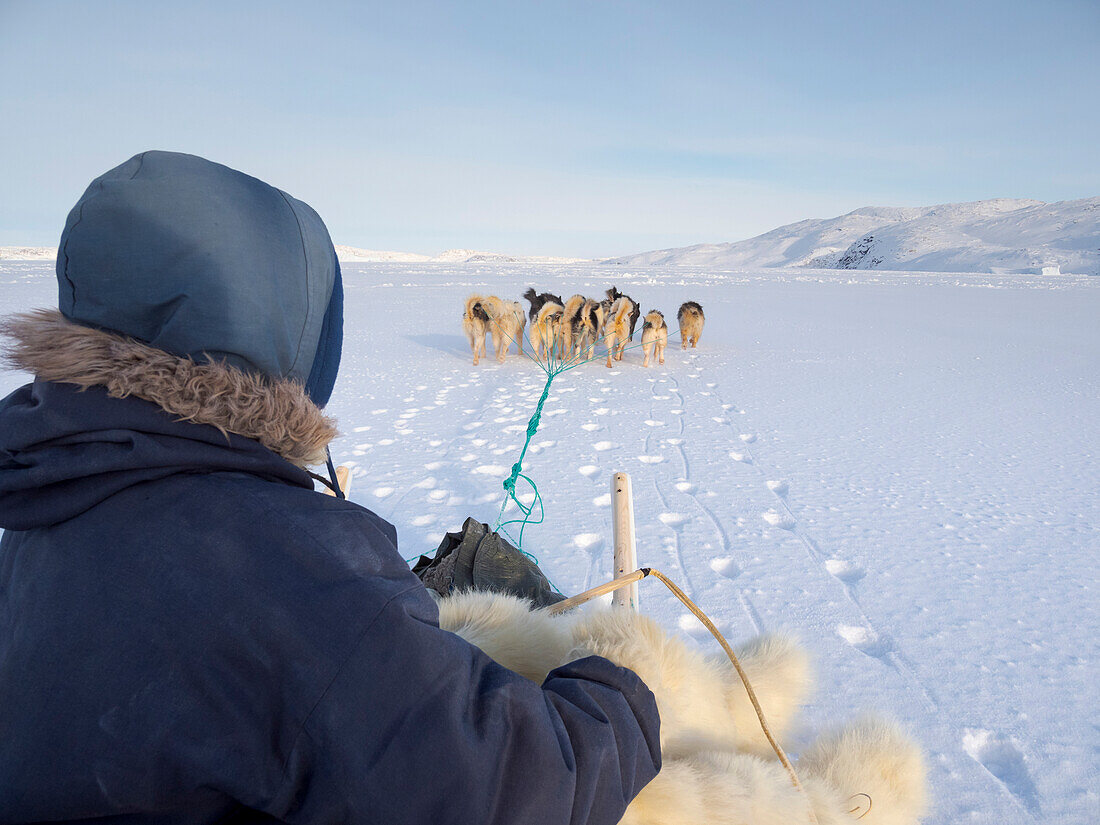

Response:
(762, 509), (796, 530)
(963, 729), (1041, 814)
(837, 624), (893, 658)
(825, 558), (866, 584)
(708, 557), (740, 579)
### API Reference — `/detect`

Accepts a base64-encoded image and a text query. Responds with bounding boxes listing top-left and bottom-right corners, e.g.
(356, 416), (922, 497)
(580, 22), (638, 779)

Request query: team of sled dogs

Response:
(440, 590), (929, 825)
(463, 286), (705, 367)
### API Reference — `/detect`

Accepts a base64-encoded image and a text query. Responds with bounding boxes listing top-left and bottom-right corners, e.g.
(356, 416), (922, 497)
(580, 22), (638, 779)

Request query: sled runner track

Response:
(686, 349), (1043, 822)
(645, 372), (773, 635)
(685, 351), (942, 713)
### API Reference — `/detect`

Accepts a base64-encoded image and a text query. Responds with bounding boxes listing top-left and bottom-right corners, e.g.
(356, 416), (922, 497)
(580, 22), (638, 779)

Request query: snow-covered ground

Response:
(1, 261), (1097, 824)
(606, 198), (1100, 276)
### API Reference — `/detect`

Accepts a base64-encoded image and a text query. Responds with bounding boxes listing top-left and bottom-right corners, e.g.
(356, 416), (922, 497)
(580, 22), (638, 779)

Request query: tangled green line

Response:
(490, 314), (682, 561)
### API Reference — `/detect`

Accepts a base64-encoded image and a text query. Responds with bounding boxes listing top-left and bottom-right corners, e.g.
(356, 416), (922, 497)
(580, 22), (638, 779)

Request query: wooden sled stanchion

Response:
(545, 475), (822, 825)
(610, 471), (639, 610)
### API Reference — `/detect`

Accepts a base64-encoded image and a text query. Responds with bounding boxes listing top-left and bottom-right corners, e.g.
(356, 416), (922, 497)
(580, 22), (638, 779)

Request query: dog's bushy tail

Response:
(612, 297), (633, 327)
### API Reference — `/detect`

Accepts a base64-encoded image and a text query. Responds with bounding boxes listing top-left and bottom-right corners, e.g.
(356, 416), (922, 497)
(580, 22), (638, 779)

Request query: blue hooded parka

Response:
(0, 152), (660, 824)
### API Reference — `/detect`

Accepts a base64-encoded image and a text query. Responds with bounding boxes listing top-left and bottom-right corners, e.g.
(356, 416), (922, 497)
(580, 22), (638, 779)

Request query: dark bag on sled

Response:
(412, 516), (566, 609)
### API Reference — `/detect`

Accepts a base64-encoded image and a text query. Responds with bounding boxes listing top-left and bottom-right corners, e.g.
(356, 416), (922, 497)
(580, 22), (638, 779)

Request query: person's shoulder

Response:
(152, 470), (411, 589)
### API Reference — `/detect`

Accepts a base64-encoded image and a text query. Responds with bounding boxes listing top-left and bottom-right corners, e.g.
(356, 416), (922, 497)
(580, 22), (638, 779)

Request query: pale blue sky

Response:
(1, 0), (1097, 257)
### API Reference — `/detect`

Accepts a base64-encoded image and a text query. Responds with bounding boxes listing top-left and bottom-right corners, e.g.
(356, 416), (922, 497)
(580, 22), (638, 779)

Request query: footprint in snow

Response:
(709, 557), (740, 578)
(573, 533), (603, 550)
(762, 510), (795, 530)
(837, 625), (893, 658)
(665, 438), (683, 446)
(825, 559), (866, 584)
(593, 493), (612, 507)
(411, 514), (435, 527)
(593, 441), (617, 452)
(644, 420), (664, 427)
(729, 451), (752, 464)
(578, 465), (600, 477)
(766, 480), (789, 496)
(675, 481), (696, 493)
(739, 433), (757, 443)
(471, 465), (508, 478)
(637, 455), (666, 464)
(658, 512), (688, 528)
(962, 729), (1041, 814)
(372, 487), (395, 499)
(581, 423), (600, 432)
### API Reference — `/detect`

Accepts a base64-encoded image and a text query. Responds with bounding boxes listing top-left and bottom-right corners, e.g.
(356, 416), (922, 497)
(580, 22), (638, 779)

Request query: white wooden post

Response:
(610, 471), (639, 610)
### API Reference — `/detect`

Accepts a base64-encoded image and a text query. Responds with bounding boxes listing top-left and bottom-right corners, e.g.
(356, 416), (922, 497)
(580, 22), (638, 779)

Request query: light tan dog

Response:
(464, 295), (526, 364)
(439, 592), (928, 825)
(483, 296), (526, 363)
(678, 301), (704, 350)
(605, 296), (634, 367)
(530, 301), (564, 362)
(463, 294), (490, 365)
(641, 310), (668, 367)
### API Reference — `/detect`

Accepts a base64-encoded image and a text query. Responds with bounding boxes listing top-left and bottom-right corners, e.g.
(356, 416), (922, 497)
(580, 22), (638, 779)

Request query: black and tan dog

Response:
(523, 287), (564, 323)
(606, 286), (641, 343)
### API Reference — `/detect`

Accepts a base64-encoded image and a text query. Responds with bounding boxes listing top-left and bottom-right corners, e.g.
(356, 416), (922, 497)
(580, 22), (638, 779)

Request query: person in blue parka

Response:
(0, 151), (661, 824)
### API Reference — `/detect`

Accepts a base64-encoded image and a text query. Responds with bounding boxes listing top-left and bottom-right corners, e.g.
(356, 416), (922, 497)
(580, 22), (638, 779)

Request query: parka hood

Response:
(0, 311), (336, 530)
(57, 150), (343, 406)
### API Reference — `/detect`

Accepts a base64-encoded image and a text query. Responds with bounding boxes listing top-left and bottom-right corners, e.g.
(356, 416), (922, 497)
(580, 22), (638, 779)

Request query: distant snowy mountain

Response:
(333, 245), (431, 263)
(606, 198), (1100, 275)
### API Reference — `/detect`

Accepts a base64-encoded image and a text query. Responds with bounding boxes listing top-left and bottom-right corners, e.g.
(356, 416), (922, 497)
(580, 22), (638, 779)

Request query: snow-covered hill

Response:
(606, 198), (1100, 275)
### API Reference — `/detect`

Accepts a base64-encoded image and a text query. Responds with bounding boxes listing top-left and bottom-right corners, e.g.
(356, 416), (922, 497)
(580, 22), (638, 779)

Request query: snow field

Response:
(1, 260), (1097, 824)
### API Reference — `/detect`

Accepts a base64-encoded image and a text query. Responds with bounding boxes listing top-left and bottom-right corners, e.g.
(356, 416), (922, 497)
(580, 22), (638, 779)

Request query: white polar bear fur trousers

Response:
(438, 591), (928, 825)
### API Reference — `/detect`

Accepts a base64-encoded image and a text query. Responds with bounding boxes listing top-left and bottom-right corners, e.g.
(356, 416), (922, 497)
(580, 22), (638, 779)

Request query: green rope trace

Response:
(490, 317), (685, 555)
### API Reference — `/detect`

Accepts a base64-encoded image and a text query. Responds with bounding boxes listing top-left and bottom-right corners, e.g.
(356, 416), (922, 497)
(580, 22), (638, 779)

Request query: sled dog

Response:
(484, 296), (526, 362)
(678, 301), (704, 349)
(576, 298), (606, 361)
(462, 294), (490, 365)
(464, 295), (525, 364)
(561, 294), (588, 359)
(523, 287), (564, 323)
(607, 286), (642, 342)
(641, 310), (668, 367)
(439, 591), (929, 825)
(530, 300), (564, 362)
(604, 296), (634, 367)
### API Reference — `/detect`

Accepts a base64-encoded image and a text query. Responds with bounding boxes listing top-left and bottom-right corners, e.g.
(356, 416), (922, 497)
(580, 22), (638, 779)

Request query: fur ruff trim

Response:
(1, 309), (338, 468)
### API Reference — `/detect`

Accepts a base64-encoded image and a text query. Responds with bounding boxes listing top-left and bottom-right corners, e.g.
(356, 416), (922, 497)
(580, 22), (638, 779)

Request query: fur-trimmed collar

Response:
(1, 309), (337, 468)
